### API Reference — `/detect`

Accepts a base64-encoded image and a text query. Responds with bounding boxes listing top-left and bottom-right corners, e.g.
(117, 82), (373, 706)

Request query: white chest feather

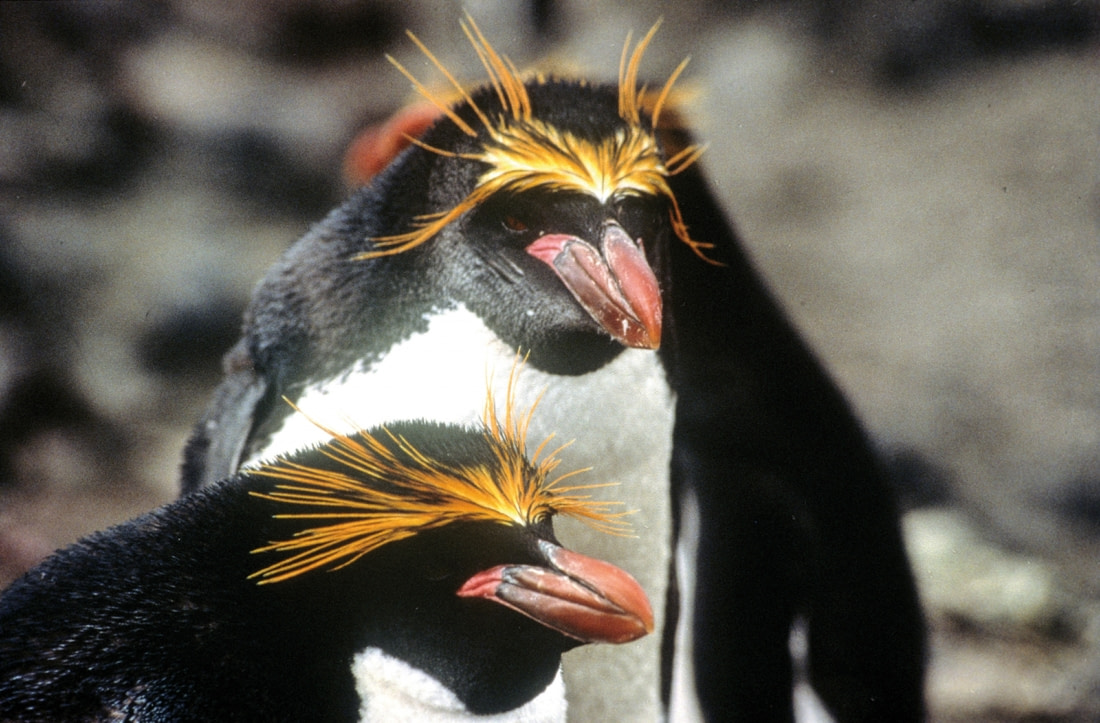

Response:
(248, 305), (677, 722)
(353, 648), (566, 723)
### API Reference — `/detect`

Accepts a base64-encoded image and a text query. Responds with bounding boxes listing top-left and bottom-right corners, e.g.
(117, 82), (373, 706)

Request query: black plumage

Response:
(181, 18), (925, 721)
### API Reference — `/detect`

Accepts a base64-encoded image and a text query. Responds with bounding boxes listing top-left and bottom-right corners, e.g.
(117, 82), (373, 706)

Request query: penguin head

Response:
(353, 18), (715, 369)
(245, 384), (652, 709)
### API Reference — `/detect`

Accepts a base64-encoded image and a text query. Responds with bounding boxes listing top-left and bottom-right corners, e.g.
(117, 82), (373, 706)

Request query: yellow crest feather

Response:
(248, 361), (632, 585)
(359, 14), (716, 263)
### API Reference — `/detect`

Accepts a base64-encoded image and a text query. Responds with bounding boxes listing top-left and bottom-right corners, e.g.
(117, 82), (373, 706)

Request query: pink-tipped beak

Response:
(526, 222), (662, 349)
(457, 540), (654, 645)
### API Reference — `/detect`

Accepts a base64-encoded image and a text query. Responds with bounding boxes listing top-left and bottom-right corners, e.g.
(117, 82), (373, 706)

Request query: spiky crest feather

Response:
(248, 362), (632, 584)
(361, 15), (716, 262)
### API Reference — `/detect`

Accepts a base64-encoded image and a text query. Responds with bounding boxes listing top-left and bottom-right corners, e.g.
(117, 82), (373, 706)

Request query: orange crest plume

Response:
(359, 15), (715, 262)
(248, 362), (632, 585)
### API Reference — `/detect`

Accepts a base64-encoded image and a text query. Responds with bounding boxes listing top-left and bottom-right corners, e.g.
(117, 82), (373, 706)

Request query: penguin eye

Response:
(502, 215), (529, 233)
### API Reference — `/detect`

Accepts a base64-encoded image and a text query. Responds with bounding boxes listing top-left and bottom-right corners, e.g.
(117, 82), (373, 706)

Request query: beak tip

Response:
(620, 319), (661, 350)
(639, 327), (662, 350)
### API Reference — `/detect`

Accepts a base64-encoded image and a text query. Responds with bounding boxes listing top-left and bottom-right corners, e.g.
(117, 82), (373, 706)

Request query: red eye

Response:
(503, 216), (528, 232)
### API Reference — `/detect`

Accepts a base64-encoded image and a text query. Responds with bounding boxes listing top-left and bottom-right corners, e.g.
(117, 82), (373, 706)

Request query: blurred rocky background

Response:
(1, 0), (1097, 720)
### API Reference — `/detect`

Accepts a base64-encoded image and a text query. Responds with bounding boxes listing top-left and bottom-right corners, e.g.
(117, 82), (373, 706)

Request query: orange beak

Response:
(457, 539), (654, 645)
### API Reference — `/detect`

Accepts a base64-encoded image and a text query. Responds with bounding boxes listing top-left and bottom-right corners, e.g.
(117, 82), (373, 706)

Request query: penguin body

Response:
(1, 413), (653, 722)
(183, 20), (925, 721)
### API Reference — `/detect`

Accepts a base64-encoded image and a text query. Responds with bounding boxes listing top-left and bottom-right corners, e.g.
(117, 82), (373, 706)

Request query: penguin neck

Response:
(353, 648), (566, 723)
(349, 611), (568, 720)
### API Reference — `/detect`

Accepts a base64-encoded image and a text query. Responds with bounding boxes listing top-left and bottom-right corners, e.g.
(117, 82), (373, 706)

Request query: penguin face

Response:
(353, 515), (652, 651)
(248, 400), (653, 651)
(237, 401), (654, 714)
(352, 17), (715, 365)
(456, 185), (667, 346)
(327, 511), (650, 716)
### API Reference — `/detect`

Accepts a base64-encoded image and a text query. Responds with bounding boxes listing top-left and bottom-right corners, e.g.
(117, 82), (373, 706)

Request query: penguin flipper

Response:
(665, 163), (925, 720)
(180, 341), (269, 494)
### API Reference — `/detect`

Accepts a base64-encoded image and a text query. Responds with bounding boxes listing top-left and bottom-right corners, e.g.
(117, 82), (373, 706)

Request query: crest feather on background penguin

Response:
(361, 15), (714, 262)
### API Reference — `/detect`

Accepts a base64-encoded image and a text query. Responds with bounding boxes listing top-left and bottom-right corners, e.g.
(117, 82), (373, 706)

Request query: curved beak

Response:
(526, 222), (662, 349)
(457, 539), (654, 645)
